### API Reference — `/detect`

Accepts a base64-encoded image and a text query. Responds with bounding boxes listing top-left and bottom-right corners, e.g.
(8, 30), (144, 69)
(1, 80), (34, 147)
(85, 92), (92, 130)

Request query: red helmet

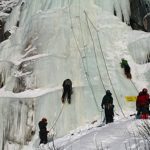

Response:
(41, 117), (47, 122)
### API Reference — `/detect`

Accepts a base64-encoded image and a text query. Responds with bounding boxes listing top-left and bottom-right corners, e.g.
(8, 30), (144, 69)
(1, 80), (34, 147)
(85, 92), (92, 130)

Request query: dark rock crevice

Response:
(0, 19), (5, 42)
(0, 20), (12, 42)
(129, 0), (150, 32)
(114, 9), (117, 16)
(12, 38), (37, 93)
(146, 53), (150, 63)
(0, 1), (25, 43)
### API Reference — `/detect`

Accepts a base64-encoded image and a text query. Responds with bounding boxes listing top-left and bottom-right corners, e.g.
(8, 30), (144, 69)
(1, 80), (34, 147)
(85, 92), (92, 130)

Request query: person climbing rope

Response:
(61, 79), (73, 104)
(38, 118), (49, 144)
(136, 88), (150, 119)
(120, 58), (132, 79)
(101, 90), (114, 124)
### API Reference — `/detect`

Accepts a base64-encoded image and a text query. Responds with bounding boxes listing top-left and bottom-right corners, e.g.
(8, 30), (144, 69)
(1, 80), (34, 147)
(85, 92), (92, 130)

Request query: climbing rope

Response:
(68, 0), (101, 113)
(130, 79), (139, 93)
(84, 11), (126, 117)
(84, 12), (106, 91)
(49, 104), (65, 133)
(78, 16), (89, 75)
(84, 11), (139, 95)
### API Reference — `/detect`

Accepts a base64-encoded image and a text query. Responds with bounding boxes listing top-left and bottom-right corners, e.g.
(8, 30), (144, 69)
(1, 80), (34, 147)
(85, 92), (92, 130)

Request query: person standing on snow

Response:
(61, 79), (73, 104)
(101, 90), (114, 124)
(38, 118), (49, 144)
(136, 88), (150, 119)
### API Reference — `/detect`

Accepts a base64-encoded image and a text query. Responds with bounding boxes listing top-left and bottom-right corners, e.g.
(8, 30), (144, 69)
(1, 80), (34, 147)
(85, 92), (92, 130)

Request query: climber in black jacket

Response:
(38, 118), (49, 144)
(61, 79), (72, 104)
(101, 90), (114, 124)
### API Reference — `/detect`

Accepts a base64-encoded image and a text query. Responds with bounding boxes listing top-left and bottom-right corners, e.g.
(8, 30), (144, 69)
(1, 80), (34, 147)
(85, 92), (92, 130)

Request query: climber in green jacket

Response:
(120, 58), (132, 79)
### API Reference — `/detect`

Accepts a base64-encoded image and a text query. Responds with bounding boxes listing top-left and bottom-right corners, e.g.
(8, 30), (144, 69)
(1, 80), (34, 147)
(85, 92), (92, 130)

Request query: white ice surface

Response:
(43, 117), (150, 150)
(0, 0), (149, 150)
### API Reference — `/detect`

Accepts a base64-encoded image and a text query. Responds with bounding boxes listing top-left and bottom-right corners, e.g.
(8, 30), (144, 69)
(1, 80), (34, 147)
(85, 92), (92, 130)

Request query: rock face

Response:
(4, 30), (11, 39)
(143, 13), (150, 32)
(0, 0), (20, 43)
(4, 7), (12, 14)
(0, 19), (5, 42)
(130, 0), (150, 31)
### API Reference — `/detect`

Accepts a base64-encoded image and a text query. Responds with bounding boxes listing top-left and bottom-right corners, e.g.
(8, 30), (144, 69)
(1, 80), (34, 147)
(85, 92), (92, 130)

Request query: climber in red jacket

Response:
(136, 88), (150, 118)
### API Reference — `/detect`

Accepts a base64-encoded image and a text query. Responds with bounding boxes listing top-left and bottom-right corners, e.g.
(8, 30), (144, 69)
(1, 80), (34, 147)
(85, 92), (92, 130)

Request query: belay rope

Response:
(68, 1), (101, 114)
(84, 11), (126, 118)
(48, 104), (65, 136)
(49, 2), (139, 129)
(130, 79), (139, 93)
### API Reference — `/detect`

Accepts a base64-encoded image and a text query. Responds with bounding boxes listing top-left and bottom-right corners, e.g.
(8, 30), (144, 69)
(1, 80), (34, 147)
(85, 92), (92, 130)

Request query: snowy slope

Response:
(0, 0), (149, 150)
(43, 118), (150, 150)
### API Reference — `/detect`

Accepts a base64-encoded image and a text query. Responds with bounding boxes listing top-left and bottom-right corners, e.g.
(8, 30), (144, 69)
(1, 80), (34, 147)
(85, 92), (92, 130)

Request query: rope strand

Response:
(49, 104), (65, 133)
(68, 1), (101, 113)
(84, 11), (106, 91)
(84, 11), (126, 117)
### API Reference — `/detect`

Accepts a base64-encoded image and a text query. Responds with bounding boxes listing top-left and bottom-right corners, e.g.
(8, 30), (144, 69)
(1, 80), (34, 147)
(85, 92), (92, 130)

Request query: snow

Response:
(0, 0), (19, 20)
(36, 118), (150, 150)
(0, 82), (85, 98)
(0, 0), (149, 150)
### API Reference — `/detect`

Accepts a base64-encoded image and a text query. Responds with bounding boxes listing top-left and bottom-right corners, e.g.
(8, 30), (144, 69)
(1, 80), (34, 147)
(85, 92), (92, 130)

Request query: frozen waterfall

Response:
(0, 0), (149, 149)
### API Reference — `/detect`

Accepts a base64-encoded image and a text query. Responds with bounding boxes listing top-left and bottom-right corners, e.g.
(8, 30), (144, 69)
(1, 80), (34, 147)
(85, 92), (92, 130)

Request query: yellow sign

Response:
(125, 96), (137, 102)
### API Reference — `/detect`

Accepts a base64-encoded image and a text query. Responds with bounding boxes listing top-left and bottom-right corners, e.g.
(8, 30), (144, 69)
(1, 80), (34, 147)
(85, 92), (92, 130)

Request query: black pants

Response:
(105, 106), (114, 124)
(39, 132), (47, 144)
(62, 85), (72, 104)
(125, 67), (130, 73)
(137, 106), (149, 116)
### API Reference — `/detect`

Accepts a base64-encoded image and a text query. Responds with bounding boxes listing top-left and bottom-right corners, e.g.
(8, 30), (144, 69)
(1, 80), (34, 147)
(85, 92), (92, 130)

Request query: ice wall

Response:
(0, 99), (35, 150)
(95, 0), (130, 23)
(0, 0), (149, 149)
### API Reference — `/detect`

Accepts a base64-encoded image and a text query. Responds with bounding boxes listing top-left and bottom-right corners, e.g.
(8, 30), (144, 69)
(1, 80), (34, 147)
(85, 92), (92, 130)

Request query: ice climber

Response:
(136, 88), (150, 119)
(120, 58), (132, 79)
(101, 90), (114, 124)
(38, 118), (49, 144)
(61, 79), (72, 104)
